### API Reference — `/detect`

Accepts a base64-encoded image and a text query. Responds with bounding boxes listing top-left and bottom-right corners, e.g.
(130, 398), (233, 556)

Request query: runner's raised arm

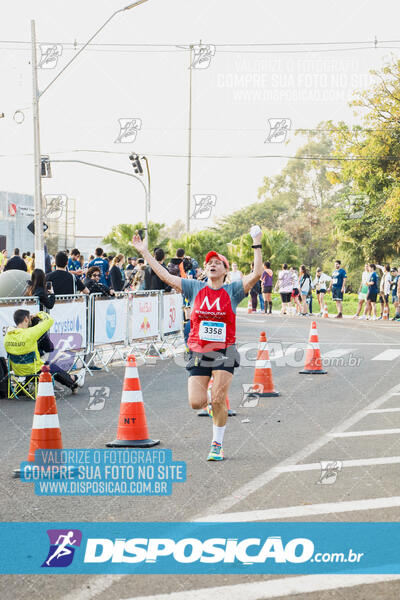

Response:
(131, 233), (182, 293)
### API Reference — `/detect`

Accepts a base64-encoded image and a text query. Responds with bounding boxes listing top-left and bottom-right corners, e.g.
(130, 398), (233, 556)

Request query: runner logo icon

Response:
(41, 529), (82, 568)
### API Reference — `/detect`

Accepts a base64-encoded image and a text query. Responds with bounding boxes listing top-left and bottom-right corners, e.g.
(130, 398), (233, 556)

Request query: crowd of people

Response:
(2, 246), (400, 321)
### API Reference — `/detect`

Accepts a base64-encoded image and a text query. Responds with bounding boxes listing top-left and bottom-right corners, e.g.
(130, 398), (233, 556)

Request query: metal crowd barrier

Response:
(0, 290), (184, 374)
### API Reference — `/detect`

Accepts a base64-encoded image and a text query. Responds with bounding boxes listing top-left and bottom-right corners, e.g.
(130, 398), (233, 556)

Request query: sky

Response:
(1, 0), (400, 237)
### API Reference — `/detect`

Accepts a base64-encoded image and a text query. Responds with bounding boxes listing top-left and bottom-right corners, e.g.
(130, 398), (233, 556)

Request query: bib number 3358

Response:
(199, 321), (226, 342)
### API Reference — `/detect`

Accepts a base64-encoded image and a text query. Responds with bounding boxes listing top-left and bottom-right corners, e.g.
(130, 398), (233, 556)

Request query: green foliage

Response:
(167, 230), (227, 264)
(102, 222), (167, 256)
(227, 229), (298, 273)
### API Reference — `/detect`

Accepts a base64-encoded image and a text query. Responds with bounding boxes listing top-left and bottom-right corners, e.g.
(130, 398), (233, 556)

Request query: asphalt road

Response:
(2, 312), (400, 599)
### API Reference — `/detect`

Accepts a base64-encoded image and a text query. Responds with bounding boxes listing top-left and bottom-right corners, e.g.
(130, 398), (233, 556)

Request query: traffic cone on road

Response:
(107, 355), (160, 447)
(323, 304), (329, 318)
(252, 332), (280, 397)
(14, 365), (63, 478)
(247, 296), (252, 314)
(383, 305), (389, 320)
(299, 321), (327, 374)
(198, 377), (236, 417)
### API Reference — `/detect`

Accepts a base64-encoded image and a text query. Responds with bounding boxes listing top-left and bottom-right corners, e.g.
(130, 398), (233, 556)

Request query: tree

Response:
(328, 60), (400, 263)
(227, 229), (298, 273)
(102, 222), (167, 256)
(167, 230), (228, 264)
(163, 220), (186, 240)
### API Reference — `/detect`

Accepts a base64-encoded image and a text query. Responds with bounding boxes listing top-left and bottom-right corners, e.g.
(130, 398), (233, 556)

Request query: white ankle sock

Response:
(212, 425), (226, 445)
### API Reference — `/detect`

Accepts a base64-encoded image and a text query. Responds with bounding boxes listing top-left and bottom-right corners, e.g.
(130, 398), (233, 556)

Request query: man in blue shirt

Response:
(361, 263), (379, 320)
(67, 248), (83, 279)
(328, 259), (347, 319)
(89, 247), (109, 286)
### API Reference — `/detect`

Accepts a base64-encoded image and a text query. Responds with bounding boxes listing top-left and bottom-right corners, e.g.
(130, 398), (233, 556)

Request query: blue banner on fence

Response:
(1, 522), (400, 574)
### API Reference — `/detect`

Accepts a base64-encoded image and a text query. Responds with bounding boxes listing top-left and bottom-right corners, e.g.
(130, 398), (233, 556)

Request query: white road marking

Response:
(193, 384), (400, 520)
(199, 496), (400, 523)
(372, 349), (400, 361)
(275, 455), (400, 473)
(121, 574), (400, 600)
(322, 348), (355, 358)
(368, 407), (400, 413)
(330, 428), (400, 438)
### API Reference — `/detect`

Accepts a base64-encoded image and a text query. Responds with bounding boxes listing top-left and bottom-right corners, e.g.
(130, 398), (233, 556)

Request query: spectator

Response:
(144, 248), (171, 291)
(84, 266), (114, 296)
(25, 268), (55, 311)
(167, 248), (187, 278)
(4, 309), (84, 394)
(275, 264), (293, 315)
(328, 260), (347, 319)
(0, 249), (8, 272)
(89, 248), (109, 286)
(377, 264), (391, 319)
(67, 249), (83, 278)
(132, 258), (146, 291)
(299, 265), (312, 316)
(261, 261), (273, 314)
(109, 254), (125, 292)
(361, 263), (379, 320)
(352, 264), (369, 319)
(391, 267), (400, 321)
(3, 248), (27, 272)
(25, 251), (34, 273)
(46, 252), (89, 296)
(229, 262), (243, 282)
(289, 267), (302, 315)
(126, 257), (137, 273)
(313, 268), (331, 316)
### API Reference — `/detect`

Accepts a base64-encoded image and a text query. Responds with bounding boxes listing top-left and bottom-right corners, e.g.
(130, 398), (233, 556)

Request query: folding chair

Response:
(7, 357), (40, 401)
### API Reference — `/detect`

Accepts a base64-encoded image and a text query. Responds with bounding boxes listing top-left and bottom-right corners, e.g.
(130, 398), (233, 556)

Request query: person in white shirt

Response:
(352, 264), (369, 319)
(377, 264), (392, 319)
(229, 262), (243, 282)
(313, 268), (331, 316)
(289, 267), (302, 315)
(274, 263), (293, 315)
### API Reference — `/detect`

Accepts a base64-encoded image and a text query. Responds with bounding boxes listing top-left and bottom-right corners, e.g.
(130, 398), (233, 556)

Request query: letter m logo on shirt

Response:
(199, 296), (221, 311)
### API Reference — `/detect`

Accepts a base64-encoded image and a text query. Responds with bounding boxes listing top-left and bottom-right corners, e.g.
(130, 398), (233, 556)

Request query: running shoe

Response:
(372, 316), (379, 320)
(358, 315), (367, 320)
(206, 403), (213, 418)
(207, 442), (224, 461)
(76, 369), (86, 387)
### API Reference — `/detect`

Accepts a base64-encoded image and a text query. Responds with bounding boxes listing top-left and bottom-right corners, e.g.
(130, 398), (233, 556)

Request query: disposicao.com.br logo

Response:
(41, 529), (82, 568)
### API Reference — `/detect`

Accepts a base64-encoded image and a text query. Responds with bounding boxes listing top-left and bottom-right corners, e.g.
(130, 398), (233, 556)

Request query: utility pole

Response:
(31, 20), (45, 270)
(186, 45), (193, 233)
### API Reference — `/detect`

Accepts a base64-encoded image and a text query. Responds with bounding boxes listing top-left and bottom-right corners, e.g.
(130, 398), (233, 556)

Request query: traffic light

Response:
(27, 221), (48, 234)
(41, 155), (52, 178)
(129, 153), (143, 175)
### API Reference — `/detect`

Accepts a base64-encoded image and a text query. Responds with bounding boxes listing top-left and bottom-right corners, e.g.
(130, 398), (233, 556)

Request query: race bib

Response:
(199, 321), (226, 342)
(332, 277), (338, 285)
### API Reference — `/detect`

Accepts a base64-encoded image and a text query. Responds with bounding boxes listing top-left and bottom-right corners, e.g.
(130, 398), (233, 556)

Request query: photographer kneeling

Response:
(4, 310), (85, 394)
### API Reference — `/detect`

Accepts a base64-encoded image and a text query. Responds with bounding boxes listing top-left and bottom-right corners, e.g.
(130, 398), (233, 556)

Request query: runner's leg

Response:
(188, 375), (210, 410)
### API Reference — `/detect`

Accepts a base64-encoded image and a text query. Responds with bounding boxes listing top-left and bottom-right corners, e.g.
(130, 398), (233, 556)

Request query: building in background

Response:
(0, 191), (76, 255)
(0, 191), (35, 252)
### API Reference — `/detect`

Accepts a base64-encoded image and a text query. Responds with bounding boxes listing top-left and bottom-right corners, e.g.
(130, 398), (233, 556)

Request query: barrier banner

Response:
(0, 301), (39, 358)
(130, 294), (158, 340)
(49, 300), (87, 356)
(162, 293), (183, 335)
(94, 297), (128, 346)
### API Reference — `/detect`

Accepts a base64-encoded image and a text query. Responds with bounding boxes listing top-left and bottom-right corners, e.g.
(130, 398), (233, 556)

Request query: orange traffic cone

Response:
(323, 304), (329, 318)
(247, 296), (252, 314)
(107, 355), (159, 447)
(383, 304), (389, 320)
(252, 332), (280, 397)
(14, 365), (63, 477)
(299, 321), (327, 374)
(198, 377), (236, 417)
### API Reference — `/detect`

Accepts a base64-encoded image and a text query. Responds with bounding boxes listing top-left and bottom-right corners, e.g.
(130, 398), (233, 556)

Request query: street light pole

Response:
(30, 0), (149, 269)
(31, 20), (45, 270)
(186, 45), (193, 233)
